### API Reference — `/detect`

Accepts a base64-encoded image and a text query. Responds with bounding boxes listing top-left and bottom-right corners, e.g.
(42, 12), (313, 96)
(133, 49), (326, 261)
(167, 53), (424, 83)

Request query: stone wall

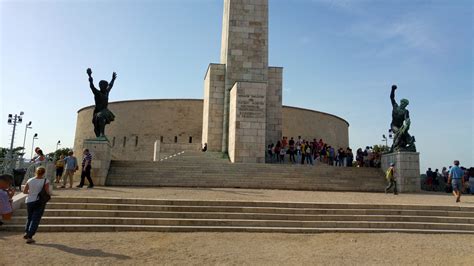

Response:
(74, 99), (203, 161)
(282, 106), (349, 149)
(74, 99), (349, 162)
(228, 82), (266, 163)
(266, 67), (283, 147)
(202, 64), (226, 151)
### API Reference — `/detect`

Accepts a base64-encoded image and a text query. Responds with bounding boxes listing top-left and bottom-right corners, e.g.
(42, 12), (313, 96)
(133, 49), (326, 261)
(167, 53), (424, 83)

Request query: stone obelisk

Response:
(202, 0), (282, 163)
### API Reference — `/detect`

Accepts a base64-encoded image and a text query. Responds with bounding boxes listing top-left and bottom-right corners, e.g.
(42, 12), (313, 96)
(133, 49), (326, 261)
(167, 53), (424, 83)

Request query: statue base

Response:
(80, 139), (112, 186)
(381, 151), (421, 193)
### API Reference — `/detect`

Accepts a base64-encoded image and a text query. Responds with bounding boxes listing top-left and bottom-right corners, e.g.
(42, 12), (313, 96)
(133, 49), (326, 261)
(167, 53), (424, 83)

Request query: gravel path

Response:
(47, 186), (474, 206)
(1, 232), (473, 265)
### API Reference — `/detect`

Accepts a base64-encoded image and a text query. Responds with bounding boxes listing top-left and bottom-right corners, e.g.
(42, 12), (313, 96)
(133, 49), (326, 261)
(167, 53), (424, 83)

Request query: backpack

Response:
(385, 167), (394, 181)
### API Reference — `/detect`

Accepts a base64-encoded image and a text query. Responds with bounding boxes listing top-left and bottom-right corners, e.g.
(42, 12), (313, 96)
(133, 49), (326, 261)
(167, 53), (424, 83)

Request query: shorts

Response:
(452, 179), (462, 191)
(56, 167), (64, 177)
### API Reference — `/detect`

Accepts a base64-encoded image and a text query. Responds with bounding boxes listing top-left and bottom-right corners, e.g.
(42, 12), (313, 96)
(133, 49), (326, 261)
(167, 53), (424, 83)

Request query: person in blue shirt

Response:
(448, 160), (465, 203)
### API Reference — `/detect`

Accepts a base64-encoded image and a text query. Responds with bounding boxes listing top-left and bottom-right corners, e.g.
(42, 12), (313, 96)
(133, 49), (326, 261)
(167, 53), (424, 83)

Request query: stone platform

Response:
(105, 152), (386, 192)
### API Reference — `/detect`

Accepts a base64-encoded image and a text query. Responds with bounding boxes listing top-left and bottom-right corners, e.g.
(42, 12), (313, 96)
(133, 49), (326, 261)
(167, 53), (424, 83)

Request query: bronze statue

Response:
(390, 85), (416, 152)
(87, 68), (117, 139)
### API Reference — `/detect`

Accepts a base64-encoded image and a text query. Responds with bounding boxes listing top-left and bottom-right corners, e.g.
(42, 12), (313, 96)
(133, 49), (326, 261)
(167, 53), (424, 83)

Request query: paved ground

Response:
(1, 231), (473, 265)
(46, 185), (474, 206)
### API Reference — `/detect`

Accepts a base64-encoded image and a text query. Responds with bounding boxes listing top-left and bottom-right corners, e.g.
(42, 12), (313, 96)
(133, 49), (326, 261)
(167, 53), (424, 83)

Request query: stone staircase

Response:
(106, 151), (386, 192)
(4, 196), (474, 233)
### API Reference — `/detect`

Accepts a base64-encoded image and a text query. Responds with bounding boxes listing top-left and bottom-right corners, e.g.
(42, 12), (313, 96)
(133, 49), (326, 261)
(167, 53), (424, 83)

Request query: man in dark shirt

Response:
(77, 149), (94, 188)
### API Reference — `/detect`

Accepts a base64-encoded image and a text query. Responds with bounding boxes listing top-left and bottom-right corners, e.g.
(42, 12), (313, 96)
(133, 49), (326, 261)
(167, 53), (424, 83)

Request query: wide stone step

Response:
(4, 224), (474, 234)
(7, 217), (474, 231)
(11, 209), (474, 224)
(46, 197), (474, 211)
(23, 203), (474, 218)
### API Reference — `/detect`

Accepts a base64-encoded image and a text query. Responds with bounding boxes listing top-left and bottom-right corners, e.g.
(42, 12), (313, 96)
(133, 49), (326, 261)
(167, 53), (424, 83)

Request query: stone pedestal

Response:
(381, 151), (421, 193)
(228, 82), (266, 163)
(82, 139), (112, 186)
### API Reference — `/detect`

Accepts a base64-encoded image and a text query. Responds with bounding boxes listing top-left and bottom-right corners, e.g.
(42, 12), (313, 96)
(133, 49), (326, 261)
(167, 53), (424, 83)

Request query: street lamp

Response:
(22, 121), (32, 155)
(6, 111), (24, 164)
(382, 134), (388, 147)
(30, 133), (38, 160)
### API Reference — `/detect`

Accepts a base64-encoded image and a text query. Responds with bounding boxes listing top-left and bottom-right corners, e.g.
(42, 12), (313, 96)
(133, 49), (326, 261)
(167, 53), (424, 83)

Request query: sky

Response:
(1, 0), (473, 172)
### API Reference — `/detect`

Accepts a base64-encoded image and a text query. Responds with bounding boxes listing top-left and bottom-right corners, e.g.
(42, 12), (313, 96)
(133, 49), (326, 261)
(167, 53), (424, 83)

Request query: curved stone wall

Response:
(74, 99), (349, 161)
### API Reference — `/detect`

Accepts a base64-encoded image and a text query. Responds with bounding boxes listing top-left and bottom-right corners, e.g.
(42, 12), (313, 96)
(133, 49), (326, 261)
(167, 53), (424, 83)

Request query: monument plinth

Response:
(381, 152), (421, 193)
(82, 139), (111, 186)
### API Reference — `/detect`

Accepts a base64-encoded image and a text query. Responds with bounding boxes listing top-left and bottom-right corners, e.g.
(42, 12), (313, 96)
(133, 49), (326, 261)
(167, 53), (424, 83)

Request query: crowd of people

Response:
(267, 136), (383, 168)
(424, 164), (474, 194)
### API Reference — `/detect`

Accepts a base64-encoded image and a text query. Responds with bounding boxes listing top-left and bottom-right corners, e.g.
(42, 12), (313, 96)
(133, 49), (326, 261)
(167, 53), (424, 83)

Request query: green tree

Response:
(0, 147), (25, 159)
(372, 145), (390, 153)
(47, 148), (73, 161)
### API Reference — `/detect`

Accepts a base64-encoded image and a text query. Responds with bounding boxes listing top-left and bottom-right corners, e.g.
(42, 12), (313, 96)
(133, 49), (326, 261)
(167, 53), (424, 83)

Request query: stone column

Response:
(82, 139), (112, 186)
(153, 140), (161, 162)
(381, 151), (421, 193)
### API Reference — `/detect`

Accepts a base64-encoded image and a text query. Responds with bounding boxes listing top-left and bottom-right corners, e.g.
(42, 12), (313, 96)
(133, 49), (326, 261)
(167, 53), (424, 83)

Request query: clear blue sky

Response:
(1, 0), (473, 172)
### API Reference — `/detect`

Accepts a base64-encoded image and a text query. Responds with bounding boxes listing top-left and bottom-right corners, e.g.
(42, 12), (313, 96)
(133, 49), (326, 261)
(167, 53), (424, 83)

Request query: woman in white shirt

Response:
(23, 166), (50, 244)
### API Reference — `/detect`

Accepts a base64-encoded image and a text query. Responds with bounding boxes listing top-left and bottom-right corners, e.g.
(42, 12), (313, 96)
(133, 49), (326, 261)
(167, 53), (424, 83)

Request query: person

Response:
(385, 163), (398, 195)
(288, 137), (296, 163)
(55, 155), (65, 184)
(433, 169), (440, 191)
(0, 174), (15, 226)
(425, 168), (434, 191)
(31, 148), (46, 164)
(61, 151), (78, 189)
(202, 143), (208, 152)
(77, 149), (94, 188)
(448, 160), (464, 203)
(23, 167), (51, 244)
(279, 146), (285, 164)
(346, 148), (353, 167)
(305, 143), (313, 165)
(267, 144), (273, 163)
(274, 141), (281, 163)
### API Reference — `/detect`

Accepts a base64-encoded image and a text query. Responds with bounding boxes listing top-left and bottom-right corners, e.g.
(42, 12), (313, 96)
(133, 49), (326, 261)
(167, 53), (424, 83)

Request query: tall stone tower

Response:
(202, 0), (282, 163)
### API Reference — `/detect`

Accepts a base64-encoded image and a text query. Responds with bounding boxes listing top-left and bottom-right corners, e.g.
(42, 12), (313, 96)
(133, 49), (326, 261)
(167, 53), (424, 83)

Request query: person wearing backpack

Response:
(22, 167), (51, 244)
(385, 163), (398, 195)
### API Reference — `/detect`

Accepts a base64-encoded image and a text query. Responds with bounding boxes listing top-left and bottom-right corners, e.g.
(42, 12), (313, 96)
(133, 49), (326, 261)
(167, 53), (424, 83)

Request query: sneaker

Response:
(60, 186), (65, 188)
(76, 185), (83, 188)
(26, 238), (35, 244)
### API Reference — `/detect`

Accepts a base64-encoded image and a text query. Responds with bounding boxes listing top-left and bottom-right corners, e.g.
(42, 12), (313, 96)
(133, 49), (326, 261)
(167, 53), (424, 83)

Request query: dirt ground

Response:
(1, 232), (473, 265)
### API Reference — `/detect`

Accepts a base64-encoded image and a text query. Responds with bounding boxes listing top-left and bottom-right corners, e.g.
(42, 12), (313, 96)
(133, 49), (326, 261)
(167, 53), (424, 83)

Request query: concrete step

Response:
(11, 209), (474, 224)
(3, 224), (474, 234)
(6, 197), (474, 234)
(7, 217), (474, 231)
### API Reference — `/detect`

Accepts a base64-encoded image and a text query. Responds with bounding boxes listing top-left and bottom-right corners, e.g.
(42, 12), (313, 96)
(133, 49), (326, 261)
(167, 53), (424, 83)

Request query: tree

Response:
(372, 145), (390, 154)
(47, 148), (73, 161)
(0, 147), (25, 159)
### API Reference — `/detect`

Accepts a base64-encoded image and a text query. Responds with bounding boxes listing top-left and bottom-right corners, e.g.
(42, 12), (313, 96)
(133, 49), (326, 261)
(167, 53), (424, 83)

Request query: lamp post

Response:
(4, 112), (24, 173)
(382, 134), (388, 147)
(30, 133), (38, 160)
(20, 121), (32, 167)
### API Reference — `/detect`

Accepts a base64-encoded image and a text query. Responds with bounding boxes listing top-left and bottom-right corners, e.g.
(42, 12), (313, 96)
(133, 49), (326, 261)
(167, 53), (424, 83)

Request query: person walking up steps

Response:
(385, 163), (398, 195)
(448, 160), (464, 203)
(61, 151), (78, 188)
(77, 149), (94, 188)
(23, 167), (51, 244)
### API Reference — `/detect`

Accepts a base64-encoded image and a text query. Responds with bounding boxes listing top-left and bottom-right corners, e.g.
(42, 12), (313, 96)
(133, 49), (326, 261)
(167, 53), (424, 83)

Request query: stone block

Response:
(381, 152), (421, 193)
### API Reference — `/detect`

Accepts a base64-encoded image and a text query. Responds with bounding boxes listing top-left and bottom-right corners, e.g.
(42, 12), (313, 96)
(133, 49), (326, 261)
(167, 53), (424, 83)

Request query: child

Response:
(0, 174), (15, 226)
